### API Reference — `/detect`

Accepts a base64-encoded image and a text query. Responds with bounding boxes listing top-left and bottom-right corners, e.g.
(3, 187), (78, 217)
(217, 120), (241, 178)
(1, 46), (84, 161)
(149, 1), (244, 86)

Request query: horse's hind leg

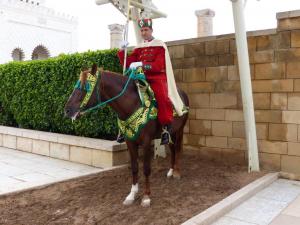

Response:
(167, 142), (176, 178)
(168, 130), (183, 179)
(141, 142), (152, 207)
(123, 142), (139, 205)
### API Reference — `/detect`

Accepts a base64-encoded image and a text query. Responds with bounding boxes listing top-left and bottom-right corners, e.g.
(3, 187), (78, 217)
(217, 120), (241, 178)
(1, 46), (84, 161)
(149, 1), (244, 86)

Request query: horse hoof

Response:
(123, 199), (134, 205)
(123, 184), (139, 206)
(172, 171), (181, 179)
(167, 168), (173, 178)
(141, 195), (151, 207)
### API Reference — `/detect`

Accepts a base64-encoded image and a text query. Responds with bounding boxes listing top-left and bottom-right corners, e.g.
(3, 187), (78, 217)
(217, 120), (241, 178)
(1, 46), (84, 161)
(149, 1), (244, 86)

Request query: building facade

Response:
(0, 0), (78, 64)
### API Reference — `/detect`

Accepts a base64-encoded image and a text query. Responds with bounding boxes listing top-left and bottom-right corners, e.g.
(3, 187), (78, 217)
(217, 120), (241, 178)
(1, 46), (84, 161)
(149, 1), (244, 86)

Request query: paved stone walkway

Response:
(0, 147), (103, 195)
(212, 179), (300, 225)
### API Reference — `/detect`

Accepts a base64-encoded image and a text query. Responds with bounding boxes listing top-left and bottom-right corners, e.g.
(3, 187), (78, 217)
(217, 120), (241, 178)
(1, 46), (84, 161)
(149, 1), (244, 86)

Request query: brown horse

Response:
(64, 64), (189, 207)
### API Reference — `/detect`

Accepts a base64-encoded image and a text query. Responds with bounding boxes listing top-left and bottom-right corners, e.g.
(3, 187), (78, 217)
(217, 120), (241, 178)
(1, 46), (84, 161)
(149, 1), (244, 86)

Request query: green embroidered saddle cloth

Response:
(117, 72), (188, 141)
(117, 75), (157, 141)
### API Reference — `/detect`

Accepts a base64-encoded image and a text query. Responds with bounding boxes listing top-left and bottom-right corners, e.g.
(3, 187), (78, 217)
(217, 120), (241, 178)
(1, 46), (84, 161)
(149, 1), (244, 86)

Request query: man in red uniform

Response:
(117, 18), (174, 145)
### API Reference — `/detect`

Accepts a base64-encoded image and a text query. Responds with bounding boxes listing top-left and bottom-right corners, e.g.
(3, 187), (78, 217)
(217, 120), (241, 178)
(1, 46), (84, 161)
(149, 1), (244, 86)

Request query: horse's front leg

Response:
(123, 142), (139, 205)
(141, 142), (152, 207)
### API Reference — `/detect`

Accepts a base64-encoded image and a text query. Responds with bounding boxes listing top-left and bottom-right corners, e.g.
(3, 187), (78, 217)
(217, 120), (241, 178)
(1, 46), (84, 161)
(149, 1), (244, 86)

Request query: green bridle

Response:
(74, 70), (101, 109)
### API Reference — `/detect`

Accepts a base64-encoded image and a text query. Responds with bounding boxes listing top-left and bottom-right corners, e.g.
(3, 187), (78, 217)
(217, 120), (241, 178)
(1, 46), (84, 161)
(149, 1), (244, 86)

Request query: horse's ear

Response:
(91, 64), (98, 75)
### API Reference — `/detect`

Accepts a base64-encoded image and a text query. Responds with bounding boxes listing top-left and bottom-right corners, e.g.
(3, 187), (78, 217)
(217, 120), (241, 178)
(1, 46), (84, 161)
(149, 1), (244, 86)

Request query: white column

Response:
(195, 9), (215, 37)
(231, 0), (259, 172)
(131, 7), (143, 45)
(108, 24), (125, 49)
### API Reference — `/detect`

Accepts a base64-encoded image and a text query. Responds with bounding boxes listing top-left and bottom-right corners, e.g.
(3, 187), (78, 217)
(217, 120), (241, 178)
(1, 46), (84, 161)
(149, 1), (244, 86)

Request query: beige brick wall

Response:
(189, 120), (211, 135)
(210, 93), (237, 109)
(0, 126), (128, 168)
(281, 155), (300, 174)
(50, 143), (70, 160)
(183, 134), (206, 146)
(253, 93), (271, 109)
(291, 30), (300, 47)
(288, 142), (300, 157)
(168, 10), (300, 174)
(189, 93), (209, 108)
(288, 93), (300, 110)
(17, 137), (32, 152)
(212, 121), (232, 137)
(206, 136), (228, 148)
(3, 135), (17, 149)
(70, 146), (93, 165)
(271, 93), (287, 110)
(92, 150), (112, 167)
(294, 79), (300, 91)
(228, 138), (246, 151)
(32, 140), (49, 156)
(255, 63), (285, 80)
(259, 153), (281, 171)
(183, 68), (205, 82)
(269, 124), (298, 142)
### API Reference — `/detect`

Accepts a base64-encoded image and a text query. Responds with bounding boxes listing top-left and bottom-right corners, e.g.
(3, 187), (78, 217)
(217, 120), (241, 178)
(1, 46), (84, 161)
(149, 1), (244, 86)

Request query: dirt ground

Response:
(0, 150), (266, 225)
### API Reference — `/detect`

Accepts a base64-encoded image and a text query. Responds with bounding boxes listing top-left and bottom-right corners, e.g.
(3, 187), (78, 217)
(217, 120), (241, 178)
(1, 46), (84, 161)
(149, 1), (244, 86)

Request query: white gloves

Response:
(120, 40), (129, 49)
(129, 62), (143, 69)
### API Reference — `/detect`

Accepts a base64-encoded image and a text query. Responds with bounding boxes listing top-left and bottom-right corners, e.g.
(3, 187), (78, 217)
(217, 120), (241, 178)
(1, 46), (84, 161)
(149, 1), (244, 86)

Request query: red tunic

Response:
(118, 46), (173, 125)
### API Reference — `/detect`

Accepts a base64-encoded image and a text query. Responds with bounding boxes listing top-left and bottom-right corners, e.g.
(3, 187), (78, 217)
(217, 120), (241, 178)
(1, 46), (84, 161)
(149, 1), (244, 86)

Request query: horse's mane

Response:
(79, 66), (125, 83)
(79, 67), (134, 95)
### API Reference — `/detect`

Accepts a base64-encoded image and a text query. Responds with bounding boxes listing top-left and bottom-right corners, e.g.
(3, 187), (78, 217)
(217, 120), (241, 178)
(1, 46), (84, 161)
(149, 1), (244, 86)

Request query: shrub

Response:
(0, 49), (122, 139)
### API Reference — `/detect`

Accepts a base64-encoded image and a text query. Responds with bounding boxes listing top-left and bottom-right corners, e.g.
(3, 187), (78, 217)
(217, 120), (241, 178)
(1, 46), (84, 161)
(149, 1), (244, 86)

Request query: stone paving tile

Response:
(226, 196), (289, 225)
(0, 162), (31, 176)
(212, 179), (300, 225)
(34, 157), (98, 171)
(40, 168), (92, 179)
(213, 216), (259, 225)
(0, 180), (55, 194)
(13, 172), (57, 183)
(0, 147), (104, 196)
(269, 214), (300, 225)
(1, 158), (39, 168)
(281, 195), (300, 218)
(255, 179), (300, 203)
(0, 174), (24, 186)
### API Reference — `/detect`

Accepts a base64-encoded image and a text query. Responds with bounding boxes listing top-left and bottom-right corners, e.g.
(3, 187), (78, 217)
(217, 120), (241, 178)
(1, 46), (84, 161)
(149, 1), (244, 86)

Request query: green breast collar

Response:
(117, 78), (157, 141)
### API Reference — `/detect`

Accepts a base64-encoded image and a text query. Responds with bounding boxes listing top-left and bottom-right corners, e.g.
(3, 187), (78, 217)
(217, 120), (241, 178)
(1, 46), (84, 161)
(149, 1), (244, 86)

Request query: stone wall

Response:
(167, 10), (300, 175)
(0, 126), (128, 168)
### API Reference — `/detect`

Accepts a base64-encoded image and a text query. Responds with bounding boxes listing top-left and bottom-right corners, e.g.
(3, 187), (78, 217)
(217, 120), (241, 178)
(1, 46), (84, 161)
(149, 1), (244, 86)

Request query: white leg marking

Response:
(141, 195), (151, 207)
(123, 184), (139, 205)
(167, 168), (174, 178)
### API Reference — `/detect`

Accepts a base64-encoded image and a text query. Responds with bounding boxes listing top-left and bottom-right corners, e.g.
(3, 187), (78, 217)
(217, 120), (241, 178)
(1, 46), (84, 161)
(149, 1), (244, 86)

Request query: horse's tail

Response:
(177, 88), (189, 108)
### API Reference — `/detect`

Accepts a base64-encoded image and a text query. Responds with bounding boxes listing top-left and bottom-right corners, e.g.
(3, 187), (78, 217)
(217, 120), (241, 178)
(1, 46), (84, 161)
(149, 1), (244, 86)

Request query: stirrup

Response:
(117, 134), (125, 143)
(160, 128), (173, 145)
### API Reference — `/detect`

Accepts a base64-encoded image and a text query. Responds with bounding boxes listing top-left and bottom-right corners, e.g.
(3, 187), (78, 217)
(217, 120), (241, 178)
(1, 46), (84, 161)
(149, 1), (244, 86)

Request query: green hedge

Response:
(0, 49), (122, 140)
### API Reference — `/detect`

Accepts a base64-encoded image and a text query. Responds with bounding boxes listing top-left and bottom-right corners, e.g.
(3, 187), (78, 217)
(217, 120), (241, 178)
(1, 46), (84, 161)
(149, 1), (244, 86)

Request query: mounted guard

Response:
(117, 18), (186, 145)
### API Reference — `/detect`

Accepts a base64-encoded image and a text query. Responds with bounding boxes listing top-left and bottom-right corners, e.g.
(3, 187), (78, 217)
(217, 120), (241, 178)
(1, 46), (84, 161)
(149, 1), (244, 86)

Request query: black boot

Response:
(116, 131), (125, 143)
(160, 124), (173, 145)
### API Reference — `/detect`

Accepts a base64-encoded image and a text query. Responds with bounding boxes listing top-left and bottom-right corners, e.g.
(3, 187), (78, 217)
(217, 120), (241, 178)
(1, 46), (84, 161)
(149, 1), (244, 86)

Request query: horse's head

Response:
(64, 64), (99, 121)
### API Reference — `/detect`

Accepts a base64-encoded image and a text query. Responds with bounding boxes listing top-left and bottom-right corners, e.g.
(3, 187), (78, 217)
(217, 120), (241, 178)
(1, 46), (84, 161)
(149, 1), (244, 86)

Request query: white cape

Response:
(136, 39), (184, 116)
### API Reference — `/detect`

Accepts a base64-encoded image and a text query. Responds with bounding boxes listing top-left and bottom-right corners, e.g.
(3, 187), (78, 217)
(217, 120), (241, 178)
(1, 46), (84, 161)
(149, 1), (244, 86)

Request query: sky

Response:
(45, 0), (300, 52)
